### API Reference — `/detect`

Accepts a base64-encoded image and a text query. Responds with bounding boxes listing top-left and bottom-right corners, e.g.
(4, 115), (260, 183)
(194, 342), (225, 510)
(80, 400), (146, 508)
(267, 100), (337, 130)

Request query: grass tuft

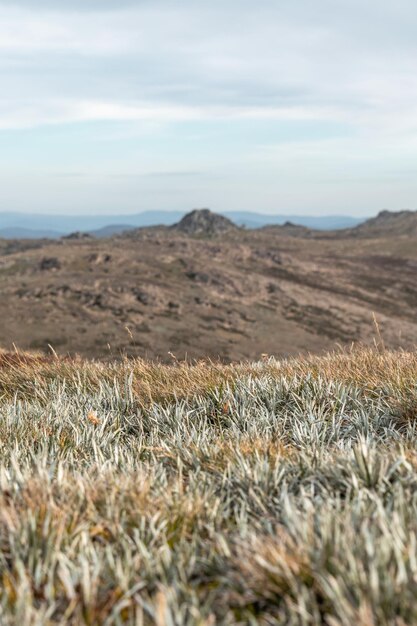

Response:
(0, 346), (416, 623)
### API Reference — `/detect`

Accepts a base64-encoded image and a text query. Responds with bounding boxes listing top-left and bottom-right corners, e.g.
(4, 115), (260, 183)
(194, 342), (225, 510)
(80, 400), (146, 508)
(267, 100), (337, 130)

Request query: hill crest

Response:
(172, 208), (239, 236)
(351, 209), (417, 237)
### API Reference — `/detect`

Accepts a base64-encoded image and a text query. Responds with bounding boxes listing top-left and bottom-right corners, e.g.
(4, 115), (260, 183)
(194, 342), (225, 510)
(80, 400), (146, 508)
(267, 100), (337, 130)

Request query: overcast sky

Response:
(0, 0), (416, 215)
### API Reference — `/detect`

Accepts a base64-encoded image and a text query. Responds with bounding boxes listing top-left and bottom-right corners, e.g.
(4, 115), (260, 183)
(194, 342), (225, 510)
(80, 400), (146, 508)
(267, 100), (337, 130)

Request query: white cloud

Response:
(1, 0), (417, 213)
(1, 1), (417, 134)
(0, 97), (353, 131)
(0, 7), (141, 55)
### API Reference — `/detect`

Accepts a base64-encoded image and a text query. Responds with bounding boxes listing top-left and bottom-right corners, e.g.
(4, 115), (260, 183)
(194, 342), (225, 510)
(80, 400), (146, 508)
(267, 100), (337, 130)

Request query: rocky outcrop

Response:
(172, 209), (238, 236)
(350, 210), (417, 237)
(62, 231), (94, 241)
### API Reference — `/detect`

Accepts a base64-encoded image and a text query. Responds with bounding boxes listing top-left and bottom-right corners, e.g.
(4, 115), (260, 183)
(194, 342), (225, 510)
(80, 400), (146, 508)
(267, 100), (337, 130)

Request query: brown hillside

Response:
(348, 209), (417, 238)
(0, 210), (416, 361)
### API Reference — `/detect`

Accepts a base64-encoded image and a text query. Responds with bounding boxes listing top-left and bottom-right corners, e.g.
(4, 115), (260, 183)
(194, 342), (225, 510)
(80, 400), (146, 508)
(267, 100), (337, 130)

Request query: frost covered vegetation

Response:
(0, 348), (417, 624)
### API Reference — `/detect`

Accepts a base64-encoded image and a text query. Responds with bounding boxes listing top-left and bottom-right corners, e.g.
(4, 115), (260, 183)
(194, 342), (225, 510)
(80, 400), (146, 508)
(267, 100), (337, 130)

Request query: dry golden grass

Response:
(1, 344), (416, 406)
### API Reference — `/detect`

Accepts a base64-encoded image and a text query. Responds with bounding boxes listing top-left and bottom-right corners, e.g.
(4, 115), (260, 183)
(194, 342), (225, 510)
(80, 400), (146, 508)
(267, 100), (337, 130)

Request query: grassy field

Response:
(0, 347), (417, 624)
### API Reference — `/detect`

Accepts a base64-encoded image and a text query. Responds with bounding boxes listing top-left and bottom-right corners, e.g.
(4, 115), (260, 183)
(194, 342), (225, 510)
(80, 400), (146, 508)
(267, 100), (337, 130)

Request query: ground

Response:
(0, 224), (417, 361)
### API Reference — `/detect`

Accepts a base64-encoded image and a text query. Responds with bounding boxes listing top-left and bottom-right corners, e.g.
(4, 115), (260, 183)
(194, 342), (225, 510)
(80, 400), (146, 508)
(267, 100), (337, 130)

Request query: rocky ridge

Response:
(172, 208), (239, 236)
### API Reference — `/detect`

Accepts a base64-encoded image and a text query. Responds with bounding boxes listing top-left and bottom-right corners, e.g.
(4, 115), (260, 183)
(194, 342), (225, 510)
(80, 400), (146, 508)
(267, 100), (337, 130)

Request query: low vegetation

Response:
(0, 346), (417, 624)
(2, 211), (417, 362)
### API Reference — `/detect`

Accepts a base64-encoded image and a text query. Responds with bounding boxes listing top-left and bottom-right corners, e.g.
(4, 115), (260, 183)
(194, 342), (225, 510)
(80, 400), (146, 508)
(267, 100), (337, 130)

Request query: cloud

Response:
(1, 0), (417, 213)
(0, 0), (142, 10)
(0, 97), (353, 131)
(0, 0), (416, 135)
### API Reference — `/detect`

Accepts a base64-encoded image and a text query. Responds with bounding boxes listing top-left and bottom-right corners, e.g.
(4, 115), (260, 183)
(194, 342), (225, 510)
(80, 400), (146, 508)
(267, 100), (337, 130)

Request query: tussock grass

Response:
(0, 347), (416, 623)
(1, 345), (417, 404)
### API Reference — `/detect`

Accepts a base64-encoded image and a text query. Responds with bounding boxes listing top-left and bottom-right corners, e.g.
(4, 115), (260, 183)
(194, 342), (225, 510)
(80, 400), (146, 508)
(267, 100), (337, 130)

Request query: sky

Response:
(0, 0), (416, 216)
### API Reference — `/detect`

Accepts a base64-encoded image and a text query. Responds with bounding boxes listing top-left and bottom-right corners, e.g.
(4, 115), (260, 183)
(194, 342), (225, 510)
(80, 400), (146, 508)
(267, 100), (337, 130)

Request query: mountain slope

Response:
(0, 227), (63, 239)
(0, 212), (417, 361)
(89, 224), (135, 238)
(349, 209), (417, 237)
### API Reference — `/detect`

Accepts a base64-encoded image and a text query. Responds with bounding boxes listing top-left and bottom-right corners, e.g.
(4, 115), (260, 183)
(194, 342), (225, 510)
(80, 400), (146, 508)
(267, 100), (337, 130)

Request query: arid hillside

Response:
(0, 209), (416, 361)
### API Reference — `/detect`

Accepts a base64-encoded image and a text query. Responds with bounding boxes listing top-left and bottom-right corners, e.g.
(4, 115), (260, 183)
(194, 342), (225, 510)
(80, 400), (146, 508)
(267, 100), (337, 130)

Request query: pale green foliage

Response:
(0, 351), (416, 624)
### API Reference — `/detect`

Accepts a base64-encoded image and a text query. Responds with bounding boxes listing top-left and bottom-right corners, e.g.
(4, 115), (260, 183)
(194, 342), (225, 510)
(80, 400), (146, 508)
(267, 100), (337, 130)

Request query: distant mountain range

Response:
(0, 210), (366, 239)
(225, 211), (365, 230)
(0, 227), (64, 239)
